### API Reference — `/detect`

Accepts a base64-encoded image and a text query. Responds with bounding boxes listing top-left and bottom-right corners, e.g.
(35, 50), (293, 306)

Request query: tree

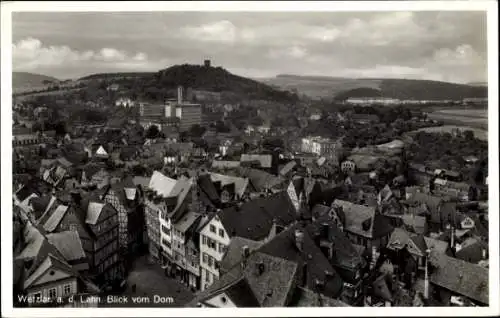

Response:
(189, 124), (206, 138)
(145, 125), (160, 139)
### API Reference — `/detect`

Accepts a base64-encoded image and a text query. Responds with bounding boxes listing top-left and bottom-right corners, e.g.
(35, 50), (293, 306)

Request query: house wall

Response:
(199, 216), (230, 291)
(27, 277), (77, 300)
(144, 201), (162, 260)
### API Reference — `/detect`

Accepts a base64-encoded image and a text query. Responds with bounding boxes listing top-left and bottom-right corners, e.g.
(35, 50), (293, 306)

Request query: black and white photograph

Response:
(1, 1), (498, 317)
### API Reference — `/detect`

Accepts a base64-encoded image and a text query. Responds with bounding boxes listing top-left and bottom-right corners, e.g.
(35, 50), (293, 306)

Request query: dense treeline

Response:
(334, 79), (487, 101)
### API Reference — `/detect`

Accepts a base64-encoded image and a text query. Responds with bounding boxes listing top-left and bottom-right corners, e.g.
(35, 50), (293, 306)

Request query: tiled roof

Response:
(291, 287), (350, 307)
(237, 167), (284, 191)
(387, 228), (427, 257)
(372, 274), (393, 302)
(85, 202), (105, 225)
(405, 192), (443, 216)
(220, 236), (264, 273)
(209, 173), (249, 198)
(430, 253), (489, 305)
(257, 223), (344, 299)
(190, 250), (299, 307)
(132, 176), (151, 188)
(241, 154), (273, 168)
(23, 253), (75, 289)
(332, 200), (393, 239)
(175, 212), (201, 233)
(244, 252), (299, 307)
(305, 217), (366, 272)
(216, 191), (297, 241)
(198, 174), (220, 204)
(423, 237), (449, 255)
(42, 203), (69, 233)
(279, 161), (297, 176)
(46, 231), (87, 262)
(148, 171), (177, 197)
(311, 204), (331, 220)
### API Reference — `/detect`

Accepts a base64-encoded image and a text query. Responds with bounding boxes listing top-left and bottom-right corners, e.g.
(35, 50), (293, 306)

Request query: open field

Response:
(427, 107), (488, 129)
(412, 125), (488, 141)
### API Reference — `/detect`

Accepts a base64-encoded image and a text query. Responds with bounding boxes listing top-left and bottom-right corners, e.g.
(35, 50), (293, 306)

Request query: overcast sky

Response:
(12, 11), (487, 83)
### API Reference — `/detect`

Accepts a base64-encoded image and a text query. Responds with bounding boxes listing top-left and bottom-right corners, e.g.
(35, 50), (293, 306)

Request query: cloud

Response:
(12, 37), (150, 77)
(11, 12), (487, 83)
(180, 20), (238, 43)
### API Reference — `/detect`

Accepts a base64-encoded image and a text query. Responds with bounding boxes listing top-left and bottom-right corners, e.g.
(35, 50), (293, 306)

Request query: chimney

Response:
(241, 245), (250, 269)
(295, 229), (304, 252)
(177, 86), (183, 104)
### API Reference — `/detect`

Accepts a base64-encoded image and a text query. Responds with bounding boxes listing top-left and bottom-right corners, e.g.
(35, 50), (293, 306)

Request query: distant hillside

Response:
(334, 87), (382, 100)
(13, 72), (60, 93)
(334, 79), (487, 101)
(467, 82), (487, 87)
(259, 74), (488, 101)
(154, 64), (298, 101)
(258, 74), (381, 99)
(78, 72), (155, 81)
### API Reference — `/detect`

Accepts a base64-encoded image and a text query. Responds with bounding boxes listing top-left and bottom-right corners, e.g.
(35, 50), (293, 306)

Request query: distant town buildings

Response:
(139, 86), (202, 132)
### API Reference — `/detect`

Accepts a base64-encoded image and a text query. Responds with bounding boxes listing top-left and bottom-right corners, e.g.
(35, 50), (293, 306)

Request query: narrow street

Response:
(101, 254), (194, 307)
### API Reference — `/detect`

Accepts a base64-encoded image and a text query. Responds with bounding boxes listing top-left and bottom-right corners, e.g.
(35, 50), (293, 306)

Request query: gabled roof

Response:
(175, 212), (201, 233)
(423, 237), (449, 255)
(405, 192), (443, 215)
(190, 250), (299, 307)
(43, 204), (69, 233)
(85, 202), (105, 225)
(95, 145), (109, 157)
(279, 161), (297, 176)
(23, 253), (76, 289)
(46, 231), (87, 262)
(332, 200), (393, 239)
(387, 228), (427, 257)
(209, 173), (249, 198)
(237, 167), (284, 192)
(148, 171), (177, 197)
(305, 217), (366, 271)
(291, 287), (350, 307)
(198, 174), (220, 204)
(215, 191), (296, 241)
(257, 223), (344, 299)
(372, 274), (394, 302)
(240, 154), (273, 168)
(220, 236), (264, 273)
(430, 253), (489, 305)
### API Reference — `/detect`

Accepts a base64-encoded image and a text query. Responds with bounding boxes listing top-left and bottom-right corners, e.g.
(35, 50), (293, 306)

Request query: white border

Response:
(1, 1), (499, 317)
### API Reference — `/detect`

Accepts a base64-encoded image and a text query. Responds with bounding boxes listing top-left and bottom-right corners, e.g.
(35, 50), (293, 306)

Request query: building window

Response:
(219, 229), (224, 238)
(203, 253), (208, 264)
(210, 225), (216, 233)
(218, 243), (226, 254)
(208, 255), (214, 267)
(48, 288), (57, 299)
(63, 284), (72, 296)
(202, 235), (207, 245)
(205, 270), (209, 282)
(69, 224), (77, 232)
(33, 292), (42, 300)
